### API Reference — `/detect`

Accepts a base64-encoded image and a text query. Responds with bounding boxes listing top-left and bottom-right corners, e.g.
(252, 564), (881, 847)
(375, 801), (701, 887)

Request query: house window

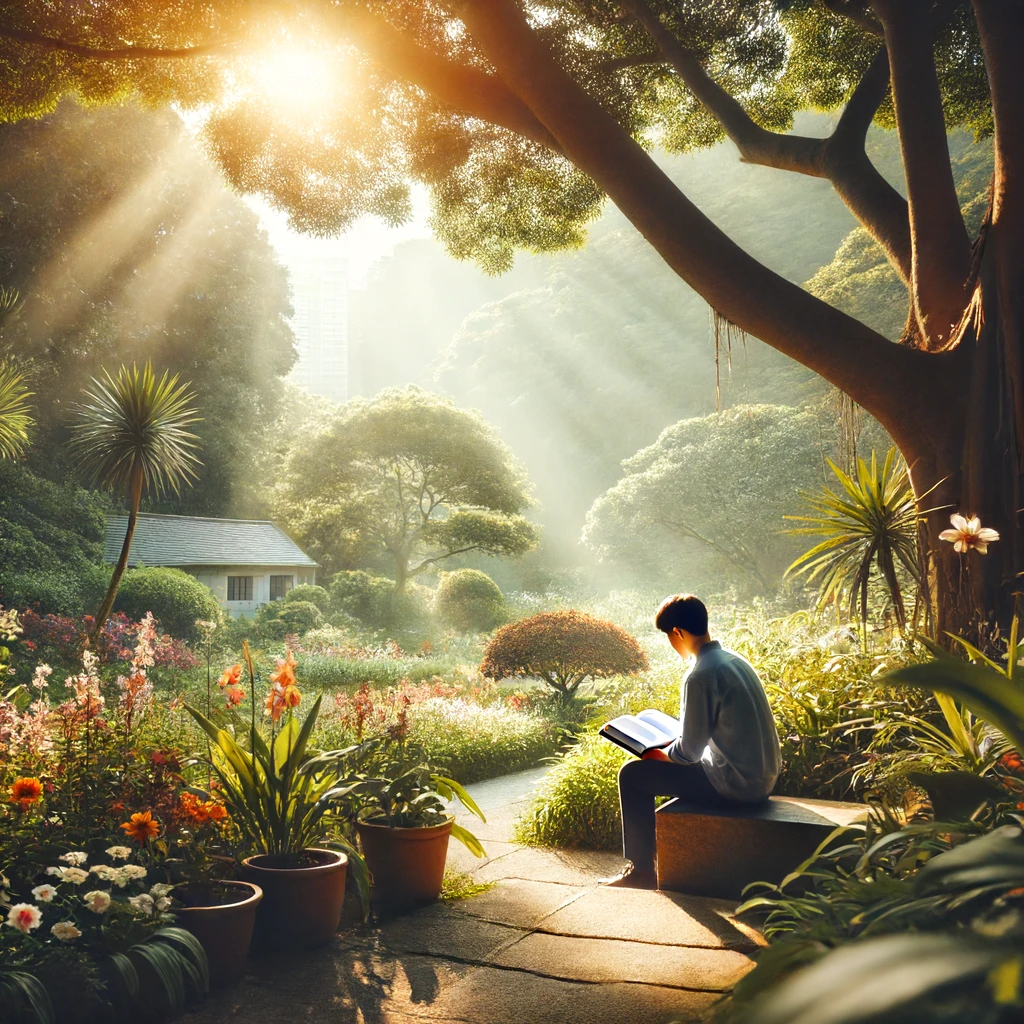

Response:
(227, 576), (253, 602)
(269, 575), (294, 601)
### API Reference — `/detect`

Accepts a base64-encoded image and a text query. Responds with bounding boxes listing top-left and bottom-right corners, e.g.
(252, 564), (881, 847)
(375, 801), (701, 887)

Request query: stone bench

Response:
(655, 795), (865, 900)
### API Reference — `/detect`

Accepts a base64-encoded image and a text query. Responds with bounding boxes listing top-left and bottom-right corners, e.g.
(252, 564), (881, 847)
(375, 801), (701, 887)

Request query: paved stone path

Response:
(178, 767), (760, 1024)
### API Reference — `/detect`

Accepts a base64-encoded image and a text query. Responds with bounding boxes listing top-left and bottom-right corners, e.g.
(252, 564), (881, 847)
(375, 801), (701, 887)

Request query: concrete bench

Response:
(655, 795), (865, 900)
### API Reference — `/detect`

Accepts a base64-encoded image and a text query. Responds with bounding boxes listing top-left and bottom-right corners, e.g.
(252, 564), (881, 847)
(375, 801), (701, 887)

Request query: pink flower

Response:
(939, 514), (1000, 554)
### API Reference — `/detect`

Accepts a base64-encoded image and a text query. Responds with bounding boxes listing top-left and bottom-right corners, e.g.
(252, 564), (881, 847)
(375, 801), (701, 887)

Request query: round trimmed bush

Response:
(480, 610), (649, 701)
(275, 600), (322, 635)
(435, 569), (505, 632)
(114, 567), (221, 641)
(281, 584), (330, 612)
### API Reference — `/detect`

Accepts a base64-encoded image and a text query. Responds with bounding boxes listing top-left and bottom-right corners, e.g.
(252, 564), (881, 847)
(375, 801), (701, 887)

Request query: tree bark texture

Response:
(91, 462), (144, 642)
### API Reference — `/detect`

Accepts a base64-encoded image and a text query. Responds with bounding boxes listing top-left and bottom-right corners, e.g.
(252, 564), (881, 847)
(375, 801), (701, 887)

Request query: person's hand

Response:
(641, 748), (671, 761)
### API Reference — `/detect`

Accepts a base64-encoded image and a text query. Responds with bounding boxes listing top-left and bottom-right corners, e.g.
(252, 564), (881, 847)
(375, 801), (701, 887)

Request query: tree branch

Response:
(0, 23), (233, 58)
(451, 0), (955, 454)
(622, 0), (911, 283)
(873, 0), (971, 349)
(328, 6), (561, 153)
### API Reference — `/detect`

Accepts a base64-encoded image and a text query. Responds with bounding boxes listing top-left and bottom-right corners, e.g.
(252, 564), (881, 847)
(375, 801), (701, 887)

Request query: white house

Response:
(104, 513), (318, 617)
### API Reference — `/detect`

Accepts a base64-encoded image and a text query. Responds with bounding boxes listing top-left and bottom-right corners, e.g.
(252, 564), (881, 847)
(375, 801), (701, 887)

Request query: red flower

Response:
(10, 777), (43, 810)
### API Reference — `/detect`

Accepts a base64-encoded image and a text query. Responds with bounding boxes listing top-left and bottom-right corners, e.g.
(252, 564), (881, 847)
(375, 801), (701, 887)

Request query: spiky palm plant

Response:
(785, 448), (924, 632)
(69, 362), (201, 638)
(0, 361), (33, 460)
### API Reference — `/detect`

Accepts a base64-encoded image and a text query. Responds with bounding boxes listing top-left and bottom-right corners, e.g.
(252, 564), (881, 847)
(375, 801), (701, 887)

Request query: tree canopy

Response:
(0, 0), (1017, 628)
(0, 99), (295, 516)
(277, 387), (538, 586)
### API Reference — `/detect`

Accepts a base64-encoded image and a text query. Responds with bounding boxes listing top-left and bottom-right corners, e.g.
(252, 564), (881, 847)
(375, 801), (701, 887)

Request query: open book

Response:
(600, 709), (679, 758)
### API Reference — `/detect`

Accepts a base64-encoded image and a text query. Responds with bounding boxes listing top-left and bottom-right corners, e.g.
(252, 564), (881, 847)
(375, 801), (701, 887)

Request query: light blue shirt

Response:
(667, 641), (781, 802)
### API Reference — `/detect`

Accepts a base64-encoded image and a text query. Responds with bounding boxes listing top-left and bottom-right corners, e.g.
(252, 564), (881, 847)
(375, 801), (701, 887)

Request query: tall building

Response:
(288, 256), (349, 403)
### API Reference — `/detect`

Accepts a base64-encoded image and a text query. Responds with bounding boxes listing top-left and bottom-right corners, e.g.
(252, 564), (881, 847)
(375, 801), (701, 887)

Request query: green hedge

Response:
(114, 567), (221, 641)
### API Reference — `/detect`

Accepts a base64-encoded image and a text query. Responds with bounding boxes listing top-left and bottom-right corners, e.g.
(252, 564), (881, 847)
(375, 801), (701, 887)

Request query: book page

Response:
(604, 714), (663, 748)
(636, 709), (679, 743)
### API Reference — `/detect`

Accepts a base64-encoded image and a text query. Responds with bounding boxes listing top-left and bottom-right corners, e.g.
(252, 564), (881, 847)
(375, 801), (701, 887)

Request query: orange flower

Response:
(270, 650), (298, 690)
(224, 684), (245, 707)
(217, 664), (242, 689)
(120, 810), (160, 845)
(10, 777), (43, 810)
(179, 792), (228, 825)
(265, 681), (301, 722)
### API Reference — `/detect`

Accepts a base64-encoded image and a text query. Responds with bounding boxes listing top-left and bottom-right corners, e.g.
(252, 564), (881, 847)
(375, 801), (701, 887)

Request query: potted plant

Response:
(345, 761), (487, 909)
(163, 789), (263, 989)
(184, 646), (368, 950)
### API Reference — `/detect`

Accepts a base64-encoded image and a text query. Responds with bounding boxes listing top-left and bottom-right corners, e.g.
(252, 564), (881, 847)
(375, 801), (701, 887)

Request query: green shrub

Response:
(328, 570), (432, 629)
(302, 623), (358, 653)
(281, 584), (331, 612)
(114, 566), (221, 641)
(435, 569), (505, 632)
(328, 570), (396, 623)
(274, 600), (322, 635)
(514, 734), (628, 850)
(297, 654), (457, 690)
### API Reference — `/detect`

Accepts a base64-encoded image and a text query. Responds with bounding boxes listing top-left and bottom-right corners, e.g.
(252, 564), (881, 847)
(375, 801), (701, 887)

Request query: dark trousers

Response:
(618, 758), (732, 878)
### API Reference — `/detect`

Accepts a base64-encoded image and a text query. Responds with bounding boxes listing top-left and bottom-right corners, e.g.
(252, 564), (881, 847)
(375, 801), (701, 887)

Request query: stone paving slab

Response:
(446, 838), (519, 875)
(376, 910), (526, 961)
(491, 931), (754, 991)
(473, 846), (625, 886)
(438, 878), (584, 931)
(536, 886), (759, 951)
(381, 966), (720, 1024)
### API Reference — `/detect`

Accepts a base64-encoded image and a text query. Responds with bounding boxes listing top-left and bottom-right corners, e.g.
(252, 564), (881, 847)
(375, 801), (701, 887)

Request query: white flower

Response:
(5, 903), (42, 933)
(120, 864), (147, 881)
(50, 921), (81, 942)
(129, 893), (154, 917)
(59, 851), (88, 867)
(90, 865), (118, 882)
(31, 884), (57, 903)
(149, 883), (174, 899)
(45, 867), (61, 877)
(83, 890), (111, 914)
(59, 867), (89, 885)
(155, 896), (172, 913)
(105, 846), (132, 861)
(939, 514), (1000, 554)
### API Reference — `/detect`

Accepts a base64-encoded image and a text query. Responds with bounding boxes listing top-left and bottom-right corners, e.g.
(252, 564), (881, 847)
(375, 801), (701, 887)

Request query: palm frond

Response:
(68, 361), (201, 496)
(785, 449), (921, 630)
(0, 361), (34, 460)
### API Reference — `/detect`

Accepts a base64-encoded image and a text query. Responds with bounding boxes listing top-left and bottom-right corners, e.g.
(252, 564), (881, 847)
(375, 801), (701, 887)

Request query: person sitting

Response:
(603, 593), (782, 889)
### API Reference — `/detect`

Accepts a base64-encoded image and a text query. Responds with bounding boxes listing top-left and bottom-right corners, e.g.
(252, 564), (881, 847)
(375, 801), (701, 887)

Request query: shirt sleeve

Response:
(667, 670), (714, 765)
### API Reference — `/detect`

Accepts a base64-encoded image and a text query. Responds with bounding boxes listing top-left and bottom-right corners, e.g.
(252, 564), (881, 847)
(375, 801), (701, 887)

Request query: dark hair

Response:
(654, 594), (708, 636)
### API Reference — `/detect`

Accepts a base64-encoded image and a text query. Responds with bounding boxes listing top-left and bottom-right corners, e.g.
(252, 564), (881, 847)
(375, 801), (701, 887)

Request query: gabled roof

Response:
(104, 514), (317, 569)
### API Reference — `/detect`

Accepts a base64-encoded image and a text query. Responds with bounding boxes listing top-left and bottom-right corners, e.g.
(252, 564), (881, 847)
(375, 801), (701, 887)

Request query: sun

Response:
(249, 44), (340, 118)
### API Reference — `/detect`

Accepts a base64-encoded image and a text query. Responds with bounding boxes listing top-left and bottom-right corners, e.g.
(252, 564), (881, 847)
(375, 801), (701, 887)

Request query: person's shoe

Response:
(599, 865), (656, 889)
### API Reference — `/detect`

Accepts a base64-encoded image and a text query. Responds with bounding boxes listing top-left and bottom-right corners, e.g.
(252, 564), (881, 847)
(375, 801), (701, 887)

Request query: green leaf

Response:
(433, 775), (487, 822)
(450, 821), (487, 858)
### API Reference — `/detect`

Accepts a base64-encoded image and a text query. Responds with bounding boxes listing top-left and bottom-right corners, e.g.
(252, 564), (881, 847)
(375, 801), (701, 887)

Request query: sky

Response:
(245, 190), (432, 289)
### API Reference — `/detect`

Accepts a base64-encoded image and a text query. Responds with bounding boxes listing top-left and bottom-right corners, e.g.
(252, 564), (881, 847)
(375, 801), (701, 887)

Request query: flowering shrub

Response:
(18, 609), (198, 673)
(480, 610), (649, 700)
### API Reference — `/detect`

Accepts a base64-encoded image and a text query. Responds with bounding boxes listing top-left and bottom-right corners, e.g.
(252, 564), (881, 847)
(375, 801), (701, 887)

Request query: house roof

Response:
(104, 513), (318, 569)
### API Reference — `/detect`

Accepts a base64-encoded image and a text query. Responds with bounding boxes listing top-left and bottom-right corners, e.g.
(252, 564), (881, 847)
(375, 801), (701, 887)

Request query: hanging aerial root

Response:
(709, 307), (746, 409)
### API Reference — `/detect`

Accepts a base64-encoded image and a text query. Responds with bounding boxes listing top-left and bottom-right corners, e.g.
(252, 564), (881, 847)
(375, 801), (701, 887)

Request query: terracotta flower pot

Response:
(173, 881), (262, 988)
(240, 848), (347, 949)
(357, 817), (453, 909)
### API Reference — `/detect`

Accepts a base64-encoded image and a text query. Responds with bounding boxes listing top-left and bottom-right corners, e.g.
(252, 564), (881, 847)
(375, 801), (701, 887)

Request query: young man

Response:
(604, 594), (782, 889)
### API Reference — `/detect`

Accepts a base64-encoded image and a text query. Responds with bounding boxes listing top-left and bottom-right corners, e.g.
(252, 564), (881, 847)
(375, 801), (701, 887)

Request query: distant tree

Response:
(69, 363), (201, 638)
(278, 387), (538, 589)
(584, 405), (823, 593)
(480, 610), (649, 702)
